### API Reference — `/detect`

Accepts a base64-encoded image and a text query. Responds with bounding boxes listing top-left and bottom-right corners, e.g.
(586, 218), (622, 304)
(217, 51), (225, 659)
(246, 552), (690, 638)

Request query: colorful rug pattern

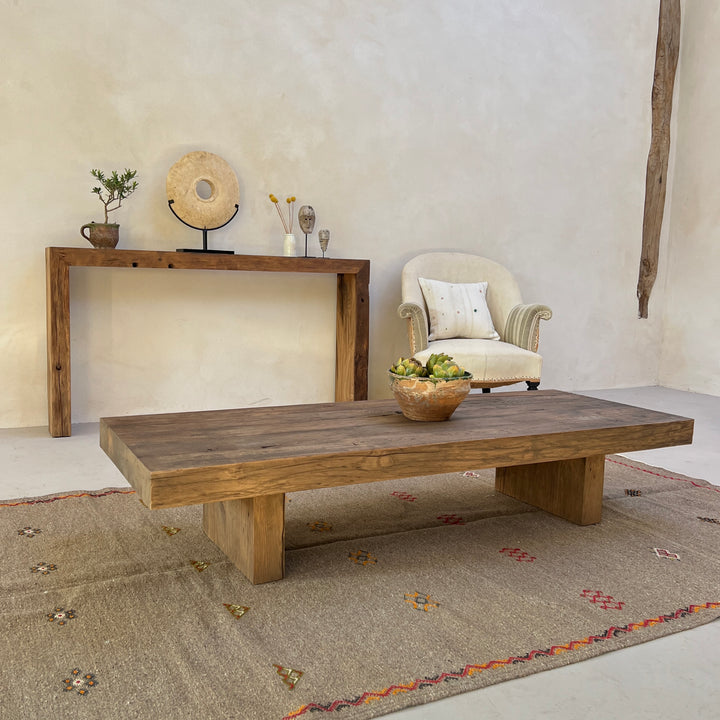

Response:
(2, 457), (719, 719)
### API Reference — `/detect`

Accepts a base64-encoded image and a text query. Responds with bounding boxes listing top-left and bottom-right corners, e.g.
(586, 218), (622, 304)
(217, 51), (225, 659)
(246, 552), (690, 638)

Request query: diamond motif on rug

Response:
(191, 560), (210, 572)
(653, 548), (680, 560)
(30, 561), (57, 575)
(625, 489), (642, 496)
(48, 607), (76, 626)
(17, 526), (42, 537)
(390, 491), (416, 502)
(437, 514), (465, 525)
(500, 548), (536, 562)
(162, 526), (180, 536)
(62, 668), (97, 695)
(404, 592), (440, 612)
(308, 521), (333, 532)
(698, 516), (720, 524)
(224, 603), (250, 619)
(273, 664), (303, 689)
(581, 590), (625, 610)
(348, 550), (377, 565)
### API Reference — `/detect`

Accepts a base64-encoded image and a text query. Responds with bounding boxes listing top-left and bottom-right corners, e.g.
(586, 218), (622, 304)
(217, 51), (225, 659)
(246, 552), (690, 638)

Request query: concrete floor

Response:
(2, 387), (719, 719)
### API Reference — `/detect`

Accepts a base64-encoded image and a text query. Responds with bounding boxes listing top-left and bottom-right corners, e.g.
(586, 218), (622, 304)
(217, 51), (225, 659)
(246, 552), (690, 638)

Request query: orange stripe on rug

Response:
(0, 488), (136, 507)
(284, 602), (720, 718)
(606, 458), (720, 493)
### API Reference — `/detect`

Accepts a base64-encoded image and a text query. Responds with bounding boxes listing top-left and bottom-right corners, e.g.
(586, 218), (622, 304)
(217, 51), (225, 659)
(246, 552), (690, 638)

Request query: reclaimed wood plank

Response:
(46, 248), (71, 437)
(637, 0), (681, 318)
(47, 246), (369, 274)
(100, 391), (693, 510)
(336, 262), (370, 401)
(203, 494), (285, 584)
(101, 391), (694, 583)
(495, 455), (605, 525)
(45, 247), (369, 435)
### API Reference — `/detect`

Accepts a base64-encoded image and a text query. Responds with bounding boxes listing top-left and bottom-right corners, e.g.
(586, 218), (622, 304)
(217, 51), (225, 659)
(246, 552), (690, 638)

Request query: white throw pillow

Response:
(419, 278), (500, 341)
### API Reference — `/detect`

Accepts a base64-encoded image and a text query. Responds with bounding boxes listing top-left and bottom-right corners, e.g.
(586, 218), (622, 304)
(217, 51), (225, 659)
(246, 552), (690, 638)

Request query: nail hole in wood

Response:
(168, 263), (174, 268)
(132, 262), (138, 267)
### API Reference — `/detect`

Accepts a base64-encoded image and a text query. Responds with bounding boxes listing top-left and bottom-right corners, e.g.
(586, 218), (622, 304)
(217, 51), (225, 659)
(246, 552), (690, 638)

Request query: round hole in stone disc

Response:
(195, 179), (214, 200)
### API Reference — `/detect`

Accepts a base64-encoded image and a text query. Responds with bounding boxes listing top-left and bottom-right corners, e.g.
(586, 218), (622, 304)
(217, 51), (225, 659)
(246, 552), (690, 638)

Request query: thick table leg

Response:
(46, 249), (72, 437)
(335, 266), (369, 401)
(202, 494), (285, 584)
(495, 455), (605, 525)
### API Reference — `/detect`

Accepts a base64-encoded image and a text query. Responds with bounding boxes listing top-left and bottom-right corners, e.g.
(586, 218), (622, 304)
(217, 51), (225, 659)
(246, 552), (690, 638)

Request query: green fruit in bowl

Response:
(388, 354), (473, 421)
(390, 355), (468, 380)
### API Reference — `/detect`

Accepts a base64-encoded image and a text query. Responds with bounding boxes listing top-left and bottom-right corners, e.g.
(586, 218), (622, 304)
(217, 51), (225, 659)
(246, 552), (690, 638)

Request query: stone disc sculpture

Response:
(166, 151), (239, 228)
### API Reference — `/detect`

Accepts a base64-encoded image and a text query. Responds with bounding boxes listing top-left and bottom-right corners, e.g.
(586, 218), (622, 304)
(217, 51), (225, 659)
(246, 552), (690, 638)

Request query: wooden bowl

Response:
(388, 371), (472, 421)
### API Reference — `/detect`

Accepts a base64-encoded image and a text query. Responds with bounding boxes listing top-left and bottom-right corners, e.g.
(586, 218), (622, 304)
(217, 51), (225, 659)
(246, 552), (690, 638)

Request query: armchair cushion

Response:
(414, 338), (542, 387)
(418, 278), (500, 342)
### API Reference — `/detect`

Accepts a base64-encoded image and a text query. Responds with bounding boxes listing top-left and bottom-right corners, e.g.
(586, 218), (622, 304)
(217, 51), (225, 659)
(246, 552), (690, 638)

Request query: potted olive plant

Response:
(81, 168), (139, 248)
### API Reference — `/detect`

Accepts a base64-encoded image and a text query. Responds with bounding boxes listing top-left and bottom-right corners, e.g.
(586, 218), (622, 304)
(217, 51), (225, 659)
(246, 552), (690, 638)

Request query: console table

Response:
(46, 247), (370, 437)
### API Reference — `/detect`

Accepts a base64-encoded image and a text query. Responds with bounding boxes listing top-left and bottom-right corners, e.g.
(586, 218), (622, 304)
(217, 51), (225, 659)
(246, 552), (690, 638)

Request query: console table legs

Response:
(495, 455), (605, 526)
(202, 494), (286, 584)
(45, 247), (370, 437)
(46, 251), (71, 437)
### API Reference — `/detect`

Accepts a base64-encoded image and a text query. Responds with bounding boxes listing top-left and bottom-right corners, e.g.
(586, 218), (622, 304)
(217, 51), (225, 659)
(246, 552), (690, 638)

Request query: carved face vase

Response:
(298, 206), (316, 235)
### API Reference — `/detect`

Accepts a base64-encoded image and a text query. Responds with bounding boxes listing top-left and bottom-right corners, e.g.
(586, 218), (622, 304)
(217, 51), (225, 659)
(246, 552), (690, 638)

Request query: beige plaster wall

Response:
(1, 1), (668, 428)
(659, 0), (720, 395)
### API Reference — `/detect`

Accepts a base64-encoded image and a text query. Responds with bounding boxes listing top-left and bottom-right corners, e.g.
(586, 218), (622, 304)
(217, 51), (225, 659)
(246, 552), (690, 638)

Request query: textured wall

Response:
(660, 0), (720, 395)
(1, 1), (671, 428)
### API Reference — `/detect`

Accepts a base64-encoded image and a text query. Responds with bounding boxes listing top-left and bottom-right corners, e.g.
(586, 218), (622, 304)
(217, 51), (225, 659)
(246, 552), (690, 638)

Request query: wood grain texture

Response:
(46, 247), (370, 435)
(495, 455), (605, 525)
(637, 0), (681, 318)
(103, 390), (693, 584)
(336, 262), (370, 401)
(46, 249), (72, 437)
(46, 246), (369, 274)
(202, 494), (285, 584)
(100, 390), (693, 510)
(99, 423), (153, 506)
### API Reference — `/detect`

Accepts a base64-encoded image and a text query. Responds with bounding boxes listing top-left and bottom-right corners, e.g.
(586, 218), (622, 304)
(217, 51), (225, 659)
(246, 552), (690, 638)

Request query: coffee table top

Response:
(100, 390), (693, 509)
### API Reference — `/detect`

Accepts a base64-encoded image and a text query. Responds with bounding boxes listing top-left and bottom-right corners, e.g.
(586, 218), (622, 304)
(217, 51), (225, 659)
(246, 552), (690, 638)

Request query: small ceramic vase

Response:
(283, 233), (297, 257)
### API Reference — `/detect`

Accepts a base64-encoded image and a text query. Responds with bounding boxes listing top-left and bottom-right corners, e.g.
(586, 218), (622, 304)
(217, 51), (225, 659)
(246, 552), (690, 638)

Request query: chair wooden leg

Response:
(526, 381), (540, 391)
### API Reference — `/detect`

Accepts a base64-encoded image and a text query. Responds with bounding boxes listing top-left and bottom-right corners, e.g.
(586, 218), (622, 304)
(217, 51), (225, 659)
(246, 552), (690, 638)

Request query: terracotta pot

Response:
(80, 222), (119, 249)
(389, 371), (473, 421)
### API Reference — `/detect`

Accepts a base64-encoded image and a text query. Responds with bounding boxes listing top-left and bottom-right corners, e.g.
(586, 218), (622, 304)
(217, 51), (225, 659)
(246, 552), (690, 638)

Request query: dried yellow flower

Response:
(269, 194), (278, 203)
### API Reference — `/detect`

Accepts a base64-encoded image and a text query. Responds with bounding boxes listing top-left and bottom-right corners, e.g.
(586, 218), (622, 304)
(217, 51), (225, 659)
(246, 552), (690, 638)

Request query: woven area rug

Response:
(2, 456), (719, 719)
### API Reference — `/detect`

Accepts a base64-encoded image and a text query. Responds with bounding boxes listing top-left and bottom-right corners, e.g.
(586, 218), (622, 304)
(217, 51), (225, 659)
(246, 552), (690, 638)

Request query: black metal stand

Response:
(303, 233), (315, 258)
(168, 200), (239, 254)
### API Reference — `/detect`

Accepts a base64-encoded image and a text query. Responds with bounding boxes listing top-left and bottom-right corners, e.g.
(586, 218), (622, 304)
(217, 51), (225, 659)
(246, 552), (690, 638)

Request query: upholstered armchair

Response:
(397, 253), (552, 391)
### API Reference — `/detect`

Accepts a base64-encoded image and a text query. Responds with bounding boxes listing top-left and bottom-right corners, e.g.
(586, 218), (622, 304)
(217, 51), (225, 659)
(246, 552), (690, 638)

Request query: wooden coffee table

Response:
(100, 390), (693, 584)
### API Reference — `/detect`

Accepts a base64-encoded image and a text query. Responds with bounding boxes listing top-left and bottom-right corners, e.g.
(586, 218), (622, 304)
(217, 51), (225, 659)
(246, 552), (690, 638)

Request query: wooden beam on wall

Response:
(637, 0), (681, 319)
